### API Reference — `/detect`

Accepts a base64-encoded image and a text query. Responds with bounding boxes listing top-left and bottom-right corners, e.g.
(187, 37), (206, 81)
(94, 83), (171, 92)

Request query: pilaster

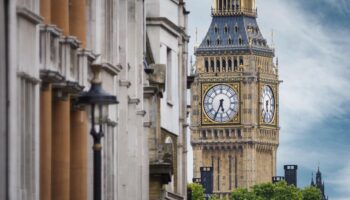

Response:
(40, 84), (52, 200)
(69, 0), (86, 48)
(70, 108), (88, 200)
(51, 0), (69, 35)
(40, 0), (51, 24)
(52, 92), (71, 200)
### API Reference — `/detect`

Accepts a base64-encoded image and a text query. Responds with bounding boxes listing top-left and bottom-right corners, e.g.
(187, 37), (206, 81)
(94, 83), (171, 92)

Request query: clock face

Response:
(261, 85), (275, 123)
(203, 84), (239, 123)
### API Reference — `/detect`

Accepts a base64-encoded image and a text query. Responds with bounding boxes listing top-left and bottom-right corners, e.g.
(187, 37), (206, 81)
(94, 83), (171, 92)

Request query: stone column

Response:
(69, 0), (87, 47)
(70, 108), (88, 200)
(52, 95), (70, 200)
(40, 0), (51, 24)
(51, 0), (69, 35)
(40, 84), (52, 200)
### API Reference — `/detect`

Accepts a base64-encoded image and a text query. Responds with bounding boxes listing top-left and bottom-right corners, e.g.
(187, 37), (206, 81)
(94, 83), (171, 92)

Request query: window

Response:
(238, 37), (242, 45)
(228, 38), (233, 45)
(166, 48), (172, 102)
(205, 58), (209, 72)
(216, 38), (221, 45)
(216, 59), (221, 72)
(207, 39), (211, 46)
(235, 25), (238, 33)
(210, 60), (215, 72)
(234, 59), (238, 70)
(224, 25), (228, 33)
(214, 25), (219, 33)
(228, 59), (232, 71)
(239, 56), (244, 65)
(222, 59), (226, 72)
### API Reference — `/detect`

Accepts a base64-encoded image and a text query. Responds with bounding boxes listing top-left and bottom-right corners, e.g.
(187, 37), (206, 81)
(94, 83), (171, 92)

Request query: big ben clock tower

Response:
(190, 0), (280, 197)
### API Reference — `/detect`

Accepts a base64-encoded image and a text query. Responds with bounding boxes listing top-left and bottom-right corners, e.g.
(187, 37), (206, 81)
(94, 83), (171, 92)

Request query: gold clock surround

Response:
(201, 82), (241, 126)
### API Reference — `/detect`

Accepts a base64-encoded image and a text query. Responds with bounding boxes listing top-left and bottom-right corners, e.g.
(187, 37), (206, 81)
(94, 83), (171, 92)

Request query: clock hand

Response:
(214, 99), (224, 120)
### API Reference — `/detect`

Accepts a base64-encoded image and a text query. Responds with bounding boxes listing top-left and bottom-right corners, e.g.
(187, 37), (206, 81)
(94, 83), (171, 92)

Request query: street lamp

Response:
(77, 64), (118, 200)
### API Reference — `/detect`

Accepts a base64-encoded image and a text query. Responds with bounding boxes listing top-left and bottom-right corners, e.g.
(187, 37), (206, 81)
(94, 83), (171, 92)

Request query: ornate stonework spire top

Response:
(212, 0), (257, 17)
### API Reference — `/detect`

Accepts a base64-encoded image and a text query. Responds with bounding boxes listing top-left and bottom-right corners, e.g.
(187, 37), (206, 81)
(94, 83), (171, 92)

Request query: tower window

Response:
(228, 38), (233, 45)
(234, 58), (238, 70)
(205, 58), (209, 72)
(210, 60), (215, 72)
(228, 59), (232, 71)
(238, 38), (242, 45)
(214, 26), (219, 33)
(207, 39), (211, 46)
(222, 59), (226, 72)
(235, 25), (239, 33)
(224, 26), (228, 33)
(216, 59), (221, 72)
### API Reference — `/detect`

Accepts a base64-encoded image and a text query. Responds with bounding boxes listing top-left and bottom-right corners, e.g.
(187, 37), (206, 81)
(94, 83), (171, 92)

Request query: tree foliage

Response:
(188, 183), (205, 200)
(230, 181), (322, 200)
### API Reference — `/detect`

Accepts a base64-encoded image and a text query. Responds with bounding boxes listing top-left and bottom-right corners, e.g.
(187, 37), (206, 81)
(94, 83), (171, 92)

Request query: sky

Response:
(186, 1), (350, 199)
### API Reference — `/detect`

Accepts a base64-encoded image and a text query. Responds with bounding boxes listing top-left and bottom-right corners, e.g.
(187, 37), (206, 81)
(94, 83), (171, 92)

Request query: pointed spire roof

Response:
(311, 173), (315, 186)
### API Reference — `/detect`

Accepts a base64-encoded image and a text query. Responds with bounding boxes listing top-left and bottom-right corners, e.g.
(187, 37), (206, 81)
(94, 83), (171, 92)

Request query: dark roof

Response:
(195, 15), (274, 56)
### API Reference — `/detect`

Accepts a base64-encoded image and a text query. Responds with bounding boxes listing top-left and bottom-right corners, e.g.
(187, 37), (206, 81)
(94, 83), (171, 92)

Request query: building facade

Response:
(190, 0), (280, 197)
(0, 0), (7, 199)
(2, 0), (191, 200)
(145, 0), (190, 199)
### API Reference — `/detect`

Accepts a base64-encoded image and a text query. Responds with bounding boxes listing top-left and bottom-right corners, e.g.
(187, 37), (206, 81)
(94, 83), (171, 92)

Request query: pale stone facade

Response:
(3, 0), (190, 200)
(146, 0), (190, 199)
(191, 0), (279, 198)
(0, 0), (7, 199)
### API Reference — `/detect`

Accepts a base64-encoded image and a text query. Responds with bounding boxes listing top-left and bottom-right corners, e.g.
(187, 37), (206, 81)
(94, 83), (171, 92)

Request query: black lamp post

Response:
(77, 64), (118, 200)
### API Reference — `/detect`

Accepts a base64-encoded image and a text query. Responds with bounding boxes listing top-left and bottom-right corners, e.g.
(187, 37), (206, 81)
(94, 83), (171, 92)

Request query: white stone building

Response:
(2, 0), (148, 200)
(145, 0), (190, 199)
(1, 0), (191, 200)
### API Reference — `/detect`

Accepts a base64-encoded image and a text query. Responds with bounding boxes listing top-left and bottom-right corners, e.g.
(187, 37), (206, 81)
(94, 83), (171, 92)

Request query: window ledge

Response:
(17, 6), (43, 25)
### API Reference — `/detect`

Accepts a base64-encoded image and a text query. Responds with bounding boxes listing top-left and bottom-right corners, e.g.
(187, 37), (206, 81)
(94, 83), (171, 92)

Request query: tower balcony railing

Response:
(211, 8), (257, 17)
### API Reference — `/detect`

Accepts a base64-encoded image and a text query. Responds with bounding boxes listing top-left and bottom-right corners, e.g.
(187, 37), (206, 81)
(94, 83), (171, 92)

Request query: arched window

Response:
(216, 59), (221, 72)
(216, 38), (221, 45)
(235, 25), (238, 33)
(205, 58), (209, 72)
(228, 59), (232, 71)
(210, 60), (215, 72)
(228, 38), (233, 45)
(222, 59), (226, 72)
(238, 37), (242, 45)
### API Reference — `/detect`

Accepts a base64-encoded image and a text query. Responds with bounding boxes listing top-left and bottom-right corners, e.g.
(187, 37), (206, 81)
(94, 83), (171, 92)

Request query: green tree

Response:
(252, 182), (275, 200)
(230, 181), (321, 200)
(302, 187), (322, 200)
(231, 188), (257, 200)
(209, 194), (219, 200)
(273, 181), (302, 200)
(188, 183), (205, 200)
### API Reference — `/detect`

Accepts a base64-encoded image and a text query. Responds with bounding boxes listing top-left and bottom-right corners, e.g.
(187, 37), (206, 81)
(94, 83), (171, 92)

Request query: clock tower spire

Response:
(190, 0), (280, 198)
